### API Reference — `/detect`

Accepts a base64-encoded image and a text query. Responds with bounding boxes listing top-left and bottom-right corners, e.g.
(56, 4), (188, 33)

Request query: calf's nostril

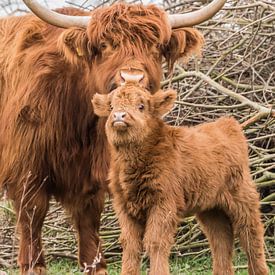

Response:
(114, 112), (126, 120)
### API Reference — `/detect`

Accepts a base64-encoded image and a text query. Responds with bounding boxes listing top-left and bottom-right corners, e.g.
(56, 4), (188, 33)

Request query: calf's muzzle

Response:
(113, 112), (126, 121)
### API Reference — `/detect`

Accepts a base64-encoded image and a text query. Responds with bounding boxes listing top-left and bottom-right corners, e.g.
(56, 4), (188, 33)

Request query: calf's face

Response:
(92, 84), (177, 146)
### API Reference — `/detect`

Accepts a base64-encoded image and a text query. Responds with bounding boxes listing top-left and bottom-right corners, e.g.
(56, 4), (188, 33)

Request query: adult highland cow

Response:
(0, 0), (225, 274)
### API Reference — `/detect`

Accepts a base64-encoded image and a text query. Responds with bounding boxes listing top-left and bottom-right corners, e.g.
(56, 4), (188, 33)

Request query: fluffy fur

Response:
(92, 84), (268, 275)
(0, 3), (203, 274)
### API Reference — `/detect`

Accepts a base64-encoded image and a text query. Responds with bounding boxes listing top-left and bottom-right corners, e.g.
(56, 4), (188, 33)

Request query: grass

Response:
(2, 253), (275, 275)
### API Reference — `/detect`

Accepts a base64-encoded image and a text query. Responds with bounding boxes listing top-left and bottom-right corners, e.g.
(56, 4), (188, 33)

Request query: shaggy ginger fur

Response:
(92, 84), (268, 275)
(0, 3), (203, 274)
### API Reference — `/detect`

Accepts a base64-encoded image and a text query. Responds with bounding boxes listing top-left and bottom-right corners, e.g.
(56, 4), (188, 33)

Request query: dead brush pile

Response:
(0, 0), (274, 268)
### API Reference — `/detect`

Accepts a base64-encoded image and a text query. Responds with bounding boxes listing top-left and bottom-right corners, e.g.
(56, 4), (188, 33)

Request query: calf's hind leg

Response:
(230, 187), (268, 275)
(196, 208), (234, 275)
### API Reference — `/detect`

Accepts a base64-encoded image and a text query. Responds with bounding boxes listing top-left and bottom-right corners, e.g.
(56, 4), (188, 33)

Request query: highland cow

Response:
(92, 84), (268, 275)
(0, 0), (225, 274)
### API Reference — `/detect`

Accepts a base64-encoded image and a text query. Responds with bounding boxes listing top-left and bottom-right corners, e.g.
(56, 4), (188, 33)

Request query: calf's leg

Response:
(143, 206), (178, 275)
(229, 186), (268, 275)
(196, 208), (234, 275)
(119, 212), (143, 275)
(70, 190), (107, 275)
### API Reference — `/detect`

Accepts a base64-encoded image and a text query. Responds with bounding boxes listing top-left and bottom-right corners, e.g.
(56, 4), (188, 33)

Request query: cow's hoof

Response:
(22, 266), (46, 275)
(96, 268), (108, 275)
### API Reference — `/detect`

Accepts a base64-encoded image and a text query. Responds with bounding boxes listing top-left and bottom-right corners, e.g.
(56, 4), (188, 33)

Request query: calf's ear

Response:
(152, 89), (177, 116)
(92, 93), (111, 117)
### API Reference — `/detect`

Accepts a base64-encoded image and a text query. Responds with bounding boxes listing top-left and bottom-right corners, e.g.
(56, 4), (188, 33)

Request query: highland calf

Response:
(92, 84), (268, 275)
(0, 1), (215, 273)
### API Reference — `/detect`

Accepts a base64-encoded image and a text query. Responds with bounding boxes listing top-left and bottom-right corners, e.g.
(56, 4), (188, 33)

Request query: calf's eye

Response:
(138, 104), (144, 111)
(109, 104), (113, 111)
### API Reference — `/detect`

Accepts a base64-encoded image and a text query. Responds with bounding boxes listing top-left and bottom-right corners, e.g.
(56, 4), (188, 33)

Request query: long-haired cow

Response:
(92, 84), (268, 275)
(0, 0), (225, 274)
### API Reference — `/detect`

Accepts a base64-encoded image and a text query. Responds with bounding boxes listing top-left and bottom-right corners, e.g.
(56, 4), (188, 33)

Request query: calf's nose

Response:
(113, 112), (126, 121)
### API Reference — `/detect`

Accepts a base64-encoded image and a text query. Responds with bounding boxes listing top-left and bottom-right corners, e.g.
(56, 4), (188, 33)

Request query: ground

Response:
(2, 253), (275, 274)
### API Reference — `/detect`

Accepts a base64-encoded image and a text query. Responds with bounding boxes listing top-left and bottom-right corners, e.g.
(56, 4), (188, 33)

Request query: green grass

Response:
(2, 254), (275, 275)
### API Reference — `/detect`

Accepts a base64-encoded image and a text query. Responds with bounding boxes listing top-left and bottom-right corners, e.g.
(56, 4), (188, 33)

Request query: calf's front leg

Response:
(118, 211), (144, 275)
(143, 205), (178, 275)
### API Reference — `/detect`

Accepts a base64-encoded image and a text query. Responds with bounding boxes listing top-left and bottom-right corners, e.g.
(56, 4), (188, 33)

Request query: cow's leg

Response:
(70, 190), (107, 275)
(119, 212), (143, 275)
(13, 183), (49, 275)
(229, 186), (268, 275)
(196, 208), (234, 275)
(143, 205), (177, 275)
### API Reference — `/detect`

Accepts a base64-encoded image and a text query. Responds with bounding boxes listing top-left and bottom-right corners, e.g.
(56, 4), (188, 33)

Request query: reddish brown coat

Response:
(0, 3), (203, 274)
(92, 84), (268, 275)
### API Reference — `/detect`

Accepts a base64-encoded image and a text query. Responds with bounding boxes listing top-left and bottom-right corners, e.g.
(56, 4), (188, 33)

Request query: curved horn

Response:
(169, 0), (226, 28)
(22, 0), (90, 28)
